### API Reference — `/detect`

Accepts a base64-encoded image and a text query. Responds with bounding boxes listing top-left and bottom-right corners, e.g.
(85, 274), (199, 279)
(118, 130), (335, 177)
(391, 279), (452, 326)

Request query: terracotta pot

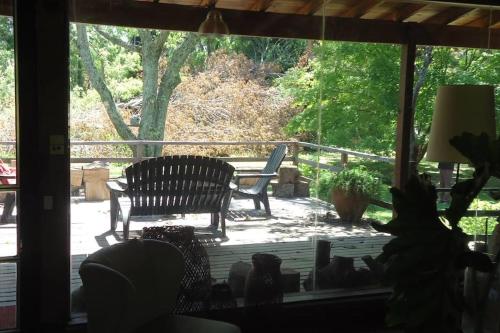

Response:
(331, 189), (369, 224)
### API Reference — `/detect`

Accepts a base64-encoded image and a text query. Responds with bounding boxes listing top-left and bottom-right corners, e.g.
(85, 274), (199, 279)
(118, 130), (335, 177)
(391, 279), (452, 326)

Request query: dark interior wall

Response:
(16, 0), (70, 331)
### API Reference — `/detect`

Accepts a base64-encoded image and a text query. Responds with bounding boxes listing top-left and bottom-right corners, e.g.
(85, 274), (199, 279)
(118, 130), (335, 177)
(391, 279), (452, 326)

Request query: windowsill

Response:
(69, 286), (392, 325)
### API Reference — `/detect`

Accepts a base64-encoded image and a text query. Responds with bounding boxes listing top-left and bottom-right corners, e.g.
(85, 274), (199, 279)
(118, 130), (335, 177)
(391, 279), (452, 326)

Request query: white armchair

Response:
(79, 239), (240, 333)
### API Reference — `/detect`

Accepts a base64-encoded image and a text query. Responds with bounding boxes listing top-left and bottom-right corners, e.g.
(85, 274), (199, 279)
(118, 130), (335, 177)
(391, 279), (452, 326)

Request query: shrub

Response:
(322, 167), (381, 198)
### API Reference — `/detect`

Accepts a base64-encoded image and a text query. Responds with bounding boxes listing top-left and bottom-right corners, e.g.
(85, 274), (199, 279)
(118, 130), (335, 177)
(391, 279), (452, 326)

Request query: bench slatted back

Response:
(125, 156), (235, 216)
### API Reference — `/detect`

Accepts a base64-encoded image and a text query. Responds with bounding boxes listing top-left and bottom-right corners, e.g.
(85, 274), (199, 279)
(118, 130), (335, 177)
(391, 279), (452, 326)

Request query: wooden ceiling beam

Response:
(338, 0), (383, 19)
(422, 6), (473, 25)
(296, 0), (326, 16)
(463, 10), (500, 28)
(69, 0), (500, 49)
(401, 0), (500, 9)
(247, 0), (274, 12)
(378, 3), (427, 21)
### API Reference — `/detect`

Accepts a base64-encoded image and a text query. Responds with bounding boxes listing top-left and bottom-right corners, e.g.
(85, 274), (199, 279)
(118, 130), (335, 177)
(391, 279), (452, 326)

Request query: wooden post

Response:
(292, 141), (299, 166)
(394, 42), (416, 190)
(340, 153), (348, 169)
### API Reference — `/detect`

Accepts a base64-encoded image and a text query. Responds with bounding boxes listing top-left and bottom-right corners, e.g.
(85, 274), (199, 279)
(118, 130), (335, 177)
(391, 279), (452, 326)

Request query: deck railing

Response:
(0, 140), (394, 171)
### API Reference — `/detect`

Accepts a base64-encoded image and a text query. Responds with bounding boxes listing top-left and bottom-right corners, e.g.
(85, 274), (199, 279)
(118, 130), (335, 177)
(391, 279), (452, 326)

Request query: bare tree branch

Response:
(93, 26), (139, 53)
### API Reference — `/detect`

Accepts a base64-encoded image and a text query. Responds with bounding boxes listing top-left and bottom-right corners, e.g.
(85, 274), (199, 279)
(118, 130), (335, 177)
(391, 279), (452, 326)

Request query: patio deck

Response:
(1, 194), (392, 308)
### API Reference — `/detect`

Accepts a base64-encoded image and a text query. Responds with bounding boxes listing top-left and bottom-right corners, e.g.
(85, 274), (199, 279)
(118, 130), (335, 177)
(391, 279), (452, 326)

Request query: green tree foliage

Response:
(278, 42), (400, 154)
(414, 47), (500, 151)
(279, 42), (500, 157)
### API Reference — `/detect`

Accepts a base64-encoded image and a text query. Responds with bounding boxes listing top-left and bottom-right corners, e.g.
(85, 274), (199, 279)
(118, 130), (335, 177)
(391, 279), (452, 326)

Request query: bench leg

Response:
(221, 212), (226, 238)
(123, 211), (131, 240)
(210, 213), (219, 228)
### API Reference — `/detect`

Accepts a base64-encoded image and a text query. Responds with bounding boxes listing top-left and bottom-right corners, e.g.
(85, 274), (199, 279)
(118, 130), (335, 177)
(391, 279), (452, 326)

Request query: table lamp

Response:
(426, 85), (496, 165)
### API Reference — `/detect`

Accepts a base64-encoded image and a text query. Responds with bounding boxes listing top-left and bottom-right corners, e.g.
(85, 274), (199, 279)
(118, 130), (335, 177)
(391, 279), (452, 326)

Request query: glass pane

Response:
(0, 261), (16, 330)
(0, 190), (16, 257)
(68, 16), (397, 314)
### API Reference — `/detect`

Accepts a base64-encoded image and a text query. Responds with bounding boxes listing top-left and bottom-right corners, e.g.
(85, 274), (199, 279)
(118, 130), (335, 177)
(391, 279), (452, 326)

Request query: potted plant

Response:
(372, 133), (500, 333)
(328, 167), (381, 224)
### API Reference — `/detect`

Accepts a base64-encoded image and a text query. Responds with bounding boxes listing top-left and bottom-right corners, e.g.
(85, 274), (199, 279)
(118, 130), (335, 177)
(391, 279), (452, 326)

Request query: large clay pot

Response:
(331, 189), (369, 224)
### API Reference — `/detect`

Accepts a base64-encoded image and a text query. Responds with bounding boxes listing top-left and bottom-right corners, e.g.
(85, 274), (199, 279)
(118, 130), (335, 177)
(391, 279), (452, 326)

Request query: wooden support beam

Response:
(69, 0), (500, 49)
(394, 42), (417, 190)
(339, 0), (382, 18)
(423, 6), (473, 25)
(296, 0), (326, 16)
(247, 0), (274, 12)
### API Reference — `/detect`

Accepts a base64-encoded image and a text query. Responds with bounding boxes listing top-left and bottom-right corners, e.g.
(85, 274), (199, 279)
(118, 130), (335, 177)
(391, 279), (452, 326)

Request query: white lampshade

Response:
(198, 9), (229, 35)
(426, 85), (496, 163)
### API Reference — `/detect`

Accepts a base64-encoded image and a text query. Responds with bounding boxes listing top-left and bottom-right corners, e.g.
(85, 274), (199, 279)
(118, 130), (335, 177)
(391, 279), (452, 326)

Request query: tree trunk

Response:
(137, 30), (162, 157)
(75, 24), (137, 151)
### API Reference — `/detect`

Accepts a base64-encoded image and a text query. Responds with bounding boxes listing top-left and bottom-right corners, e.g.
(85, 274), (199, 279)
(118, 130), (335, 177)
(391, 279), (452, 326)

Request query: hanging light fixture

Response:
(198, 5), (229, 35)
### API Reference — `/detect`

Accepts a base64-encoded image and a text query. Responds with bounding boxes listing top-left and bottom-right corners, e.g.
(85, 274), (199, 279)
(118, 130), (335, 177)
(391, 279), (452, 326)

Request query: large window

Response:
(63, 0), (499, 328)
(68, 19), (400, 314)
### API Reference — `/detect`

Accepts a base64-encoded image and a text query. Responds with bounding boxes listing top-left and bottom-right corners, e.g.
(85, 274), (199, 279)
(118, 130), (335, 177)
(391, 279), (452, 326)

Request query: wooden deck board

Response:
(0, 195), (392, 308)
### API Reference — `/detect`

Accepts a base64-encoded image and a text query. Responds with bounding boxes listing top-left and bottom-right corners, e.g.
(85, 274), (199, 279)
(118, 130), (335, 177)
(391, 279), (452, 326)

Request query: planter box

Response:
(83, 163), (110, 201)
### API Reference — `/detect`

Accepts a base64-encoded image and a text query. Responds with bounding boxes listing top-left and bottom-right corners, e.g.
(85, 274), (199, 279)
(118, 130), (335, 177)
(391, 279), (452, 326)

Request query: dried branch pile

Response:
(165, 51), (299, 156)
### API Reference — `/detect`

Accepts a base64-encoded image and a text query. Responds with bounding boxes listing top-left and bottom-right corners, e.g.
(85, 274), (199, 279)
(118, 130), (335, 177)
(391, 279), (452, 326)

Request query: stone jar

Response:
(244, 253), (283, 306)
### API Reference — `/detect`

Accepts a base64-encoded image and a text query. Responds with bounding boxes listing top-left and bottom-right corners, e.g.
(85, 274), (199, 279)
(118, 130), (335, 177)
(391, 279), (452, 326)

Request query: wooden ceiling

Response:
(68, 0), (499, 49)
(141, 0), (500, 30)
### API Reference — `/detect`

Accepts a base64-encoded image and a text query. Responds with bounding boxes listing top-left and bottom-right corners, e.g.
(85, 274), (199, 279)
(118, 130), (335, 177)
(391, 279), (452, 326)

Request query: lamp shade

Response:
(426, 85), (496, 163)
(198, 9), (229, 35)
